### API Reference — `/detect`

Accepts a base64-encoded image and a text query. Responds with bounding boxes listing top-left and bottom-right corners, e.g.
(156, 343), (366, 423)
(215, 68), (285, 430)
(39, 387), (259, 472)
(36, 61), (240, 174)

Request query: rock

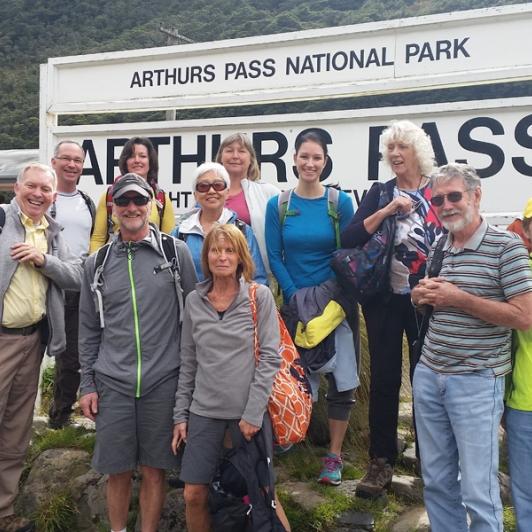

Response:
(390, 475), (424, 503)
(398, 403), (413, 425)
(156, 489), (186, 532)
(337, 479), (359, 498)
(337, 480), (389, 505)
(391, 505), (430, 532)
(278, 481), (327, 512)
(397, 426), (412, 440)
(400, 445), (419, 472)
(17, 448), (91, 515)
(336, 509), (374, 530)
(30, 415), (49, 434)
(135, 489), (186, 532)
(72, 471), (108, 531)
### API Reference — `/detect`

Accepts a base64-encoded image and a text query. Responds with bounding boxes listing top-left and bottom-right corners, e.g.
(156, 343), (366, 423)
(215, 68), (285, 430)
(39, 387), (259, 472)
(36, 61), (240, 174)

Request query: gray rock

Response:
(278, 481), (327, 512)
(337, 479), (359, 498)
(72, 471), (108, 531)
(156, 489), (186, 532)
(391, 505), (430, 532)
(390, 475), (424, 503)
(398, 403), (413, 425)
(17, 448), (91, 515)
(336, 509), (374, 530)
(401, 445), (419, 473)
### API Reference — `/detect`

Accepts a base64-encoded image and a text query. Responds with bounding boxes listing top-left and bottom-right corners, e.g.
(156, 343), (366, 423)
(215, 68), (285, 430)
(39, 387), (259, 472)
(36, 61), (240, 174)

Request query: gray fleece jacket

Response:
(0, 199), (83, 355)
(78, 226), (197, 398)
(173, 278), (280, 428)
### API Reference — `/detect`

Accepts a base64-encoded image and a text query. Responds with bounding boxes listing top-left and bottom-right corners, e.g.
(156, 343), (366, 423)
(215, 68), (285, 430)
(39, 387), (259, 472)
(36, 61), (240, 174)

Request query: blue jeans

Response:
(505, 407), (532, 532)
(413, 363), (504, 532)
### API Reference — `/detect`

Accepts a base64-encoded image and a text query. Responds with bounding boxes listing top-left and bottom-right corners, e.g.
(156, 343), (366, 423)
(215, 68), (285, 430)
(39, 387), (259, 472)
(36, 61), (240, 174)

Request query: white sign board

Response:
(42, 4), (532, 114)
(51, 97), (532, 217)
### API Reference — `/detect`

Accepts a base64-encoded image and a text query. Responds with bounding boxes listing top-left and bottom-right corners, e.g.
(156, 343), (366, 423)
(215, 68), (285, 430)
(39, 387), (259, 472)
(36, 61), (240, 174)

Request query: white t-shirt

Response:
(53, 191), (92, 257)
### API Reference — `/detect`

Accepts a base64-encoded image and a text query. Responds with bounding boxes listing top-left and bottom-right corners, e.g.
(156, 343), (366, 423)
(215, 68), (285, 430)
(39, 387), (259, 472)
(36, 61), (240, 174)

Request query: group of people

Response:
(0, 124), (530, 532)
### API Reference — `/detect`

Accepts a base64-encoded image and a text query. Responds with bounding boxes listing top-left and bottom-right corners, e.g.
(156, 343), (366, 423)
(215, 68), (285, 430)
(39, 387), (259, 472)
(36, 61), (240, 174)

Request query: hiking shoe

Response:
(317, 452), (343, 486)
(48, 413), (71, 430)
(355, 458), (394, 499)
(0, 514), (35, 532)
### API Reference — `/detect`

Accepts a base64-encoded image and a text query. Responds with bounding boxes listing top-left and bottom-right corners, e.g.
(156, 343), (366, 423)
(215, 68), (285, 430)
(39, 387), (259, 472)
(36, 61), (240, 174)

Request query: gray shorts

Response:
(92, 376), (179, 475)
(179, 413), (240, 485)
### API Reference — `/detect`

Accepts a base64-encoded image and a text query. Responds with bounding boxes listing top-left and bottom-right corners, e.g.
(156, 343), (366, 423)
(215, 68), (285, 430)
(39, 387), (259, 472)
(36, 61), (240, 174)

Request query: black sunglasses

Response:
(114, 195), (150, 207)
(195, 181), (227, 193)
(430, 191), (466, 207)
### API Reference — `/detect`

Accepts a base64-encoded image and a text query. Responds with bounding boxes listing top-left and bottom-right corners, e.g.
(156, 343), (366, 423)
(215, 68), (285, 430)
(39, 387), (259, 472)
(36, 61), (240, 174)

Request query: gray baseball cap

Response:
(112, 173), (153, 199)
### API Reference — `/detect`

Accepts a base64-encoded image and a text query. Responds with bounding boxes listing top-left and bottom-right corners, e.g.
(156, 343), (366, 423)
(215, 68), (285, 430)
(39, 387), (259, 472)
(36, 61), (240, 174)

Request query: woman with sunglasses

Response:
(341, 120), (444, 499)
(172, 162), (267, 283)
(215, 133), (279, 274)
(90, 137), (175, 252)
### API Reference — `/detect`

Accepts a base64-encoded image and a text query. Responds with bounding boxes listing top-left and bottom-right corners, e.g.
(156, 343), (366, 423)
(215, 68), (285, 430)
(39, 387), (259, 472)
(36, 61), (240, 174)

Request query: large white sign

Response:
(42, 4), (532, 114)
(51, 97), (532, 217)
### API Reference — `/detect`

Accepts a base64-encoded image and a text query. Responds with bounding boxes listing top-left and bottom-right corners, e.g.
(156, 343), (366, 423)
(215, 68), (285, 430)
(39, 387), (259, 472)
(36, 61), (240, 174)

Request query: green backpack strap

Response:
(326, 186), (341, 249)
(278, 189), (294, 226)
(278, 187), (341, 248)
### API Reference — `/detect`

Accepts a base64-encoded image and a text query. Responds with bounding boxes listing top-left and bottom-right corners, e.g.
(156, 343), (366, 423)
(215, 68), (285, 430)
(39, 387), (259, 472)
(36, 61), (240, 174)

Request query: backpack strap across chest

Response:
(278, 186), (341, 248)
(90, 232), (183, 328)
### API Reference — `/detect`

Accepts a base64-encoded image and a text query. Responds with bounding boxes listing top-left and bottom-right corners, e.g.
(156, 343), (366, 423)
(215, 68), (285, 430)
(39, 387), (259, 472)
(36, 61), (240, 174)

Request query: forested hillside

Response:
(0, 0), (526, 148)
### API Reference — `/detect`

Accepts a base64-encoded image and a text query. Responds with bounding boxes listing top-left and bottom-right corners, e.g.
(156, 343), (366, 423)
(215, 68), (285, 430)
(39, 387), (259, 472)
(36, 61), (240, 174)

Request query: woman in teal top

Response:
(505, 198), (532, 532)
(265, 130), (356, 487)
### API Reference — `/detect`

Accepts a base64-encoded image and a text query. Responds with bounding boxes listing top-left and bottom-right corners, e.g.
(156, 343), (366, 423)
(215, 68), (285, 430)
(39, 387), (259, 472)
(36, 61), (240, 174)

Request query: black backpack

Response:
(330, 181), (396, 304)
(208, 419), (287, 532)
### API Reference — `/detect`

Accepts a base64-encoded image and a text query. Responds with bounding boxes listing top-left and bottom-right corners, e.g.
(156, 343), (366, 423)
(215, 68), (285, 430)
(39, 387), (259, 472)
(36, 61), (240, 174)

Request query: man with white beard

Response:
(411, 163), (532, 532)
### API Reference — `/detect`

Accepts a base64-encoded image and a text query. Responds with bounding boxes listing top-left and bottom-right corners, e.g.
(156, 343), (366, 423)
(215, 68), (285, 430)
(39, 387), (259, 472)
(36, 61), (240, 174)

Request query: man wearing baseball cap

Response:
(78, 173), (197, 532)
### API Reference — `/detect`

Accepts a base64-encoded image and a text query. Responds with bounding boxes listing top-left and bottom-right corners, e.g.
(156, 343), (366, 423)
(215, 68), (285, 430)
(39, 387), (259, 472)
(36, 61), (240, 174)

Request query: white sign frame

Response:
(47, 96), (532, 218)
(40, 3), (532, 117)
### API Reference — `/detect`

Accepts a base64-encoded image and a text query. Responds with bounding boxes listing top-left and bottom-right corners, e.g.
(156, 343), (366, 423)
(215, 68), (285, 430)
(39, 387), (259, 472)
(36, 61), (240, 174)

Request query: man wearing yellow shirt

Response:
(0, 163), (82, 532)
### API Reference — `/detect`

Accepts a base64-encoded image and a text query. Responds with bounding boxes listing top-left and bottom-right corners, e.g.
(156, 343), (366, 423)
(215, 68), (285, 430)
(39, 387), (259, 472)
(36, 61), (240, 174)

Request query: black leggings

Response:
(363, 293), (420, 465)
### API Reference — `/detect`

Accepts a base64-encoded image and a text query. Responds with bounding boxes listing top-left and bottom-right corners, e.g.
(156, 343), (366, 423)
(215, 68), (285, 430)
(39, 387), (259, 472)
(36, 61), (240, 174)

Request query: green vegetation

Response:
(0, 0), (527, 148)
(503, 506), (517, 532)
(32, 491), (78, 532)
(278, 476), (405, 531)
(39, 363), (55, 414)
(28, 426), (95, 462)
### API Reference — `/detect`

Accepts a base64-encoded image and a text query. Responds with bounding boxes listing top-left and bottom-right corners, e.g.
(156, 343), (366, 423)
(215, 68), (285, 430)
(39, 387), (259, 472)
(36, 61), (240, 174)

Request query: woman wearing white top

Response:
(216, 133), (279, 274)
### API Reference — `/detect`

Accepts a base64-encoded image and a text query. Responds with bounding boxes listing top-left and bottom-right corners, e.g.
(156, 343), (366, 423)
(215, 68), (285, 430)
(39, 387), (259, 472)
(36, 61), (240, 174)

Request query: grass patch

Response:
(39, 363), (55, 414)
(348, 494), (405, 532)
(503, 506), (516, 532)
(28, 426), (95, 462)
(275, 444), (321, 481)
(279, 482), (405, 531)
(32, 491), (78, 532)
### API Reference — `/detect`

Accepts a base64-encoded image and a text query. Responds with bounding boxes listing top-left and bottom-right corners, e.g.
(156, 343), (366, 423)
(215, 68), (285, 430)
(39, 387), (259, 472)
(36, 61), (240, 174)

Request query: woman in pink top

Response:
(216, 133), (279, 274)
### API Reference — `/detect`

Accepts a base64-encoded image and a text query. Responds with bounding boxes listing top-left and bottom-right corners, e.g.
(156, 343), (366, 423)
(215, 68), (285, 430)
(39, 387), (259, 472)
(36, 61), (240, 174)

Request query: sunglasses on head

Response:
(114, 195), (150, 207)
(430, 191), (466, 207)
(195, 181), (227, 193)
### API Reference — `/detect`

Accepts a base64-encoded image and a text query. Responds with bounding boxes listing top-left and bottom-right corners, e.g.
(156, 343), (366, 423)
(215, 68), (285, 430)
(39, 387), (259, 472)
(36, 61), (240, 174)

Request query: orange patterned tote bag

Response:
(249, 283), (312, 445)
